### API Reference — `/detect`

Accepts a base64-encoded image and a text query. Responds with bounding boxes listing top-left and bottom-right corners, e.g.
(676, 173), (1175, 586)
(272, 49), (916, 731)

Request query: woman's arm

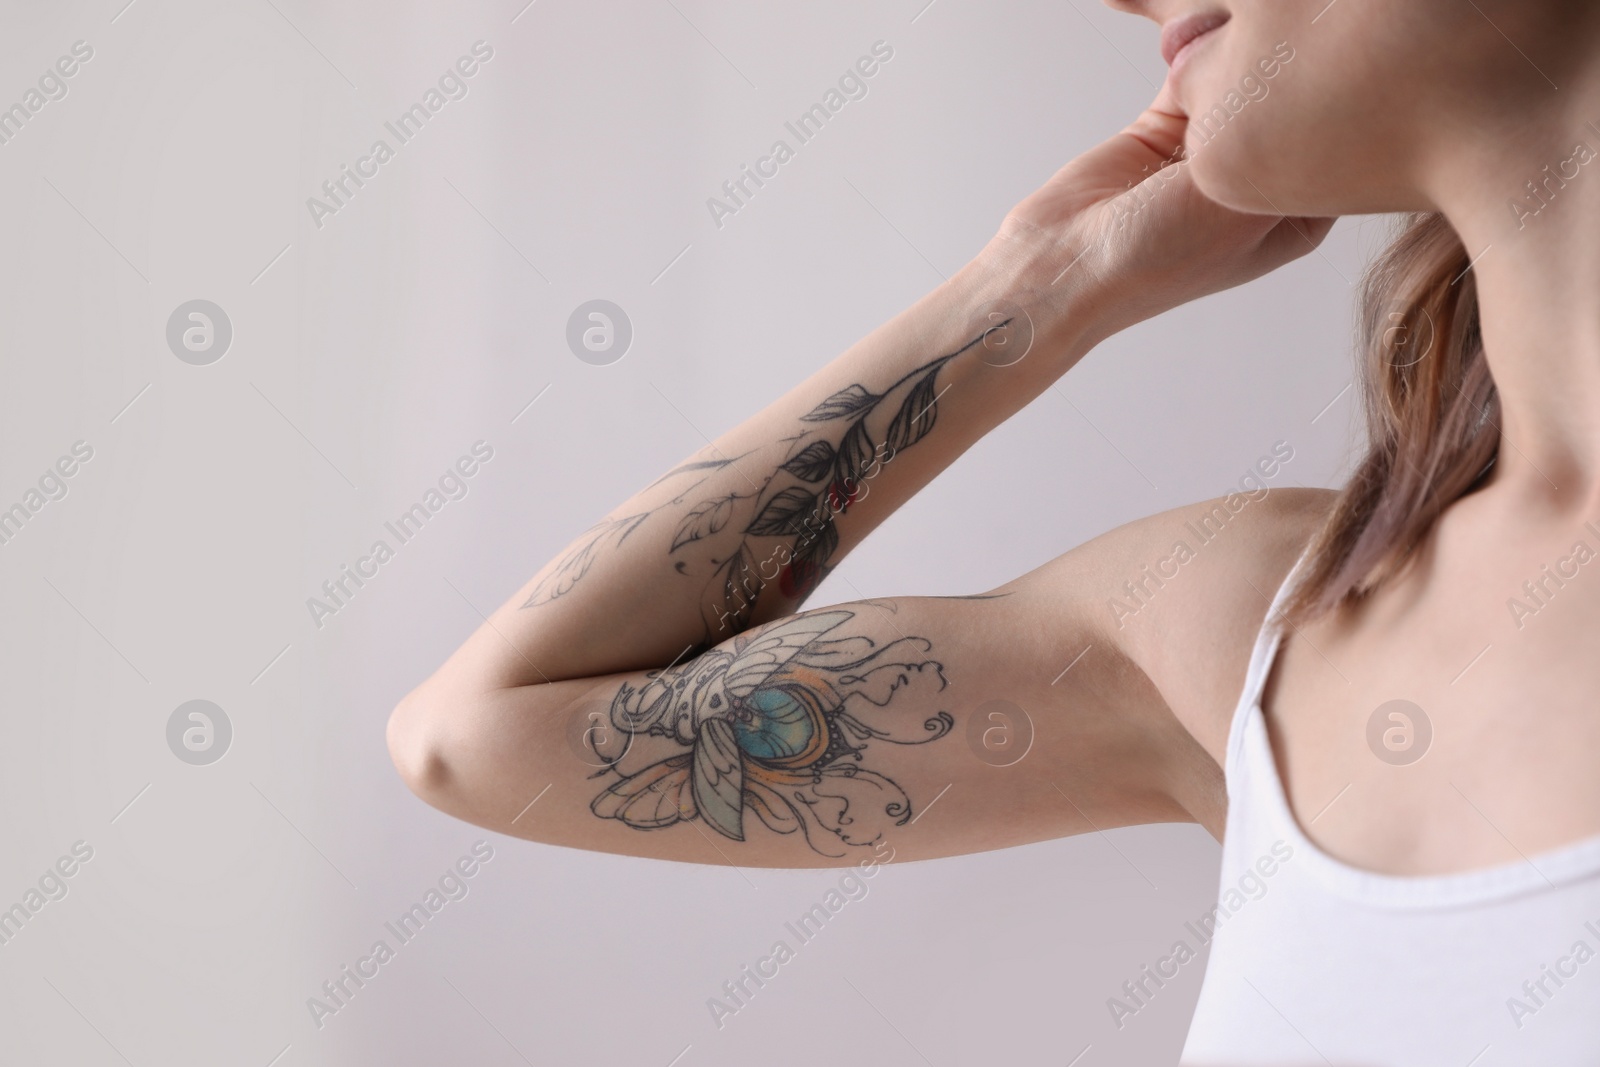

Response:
(469, 236), (1101, 693)
(403, 83), (1330, 696)
(390, 82), (1336, 865)
(386, 485), (1329, 868)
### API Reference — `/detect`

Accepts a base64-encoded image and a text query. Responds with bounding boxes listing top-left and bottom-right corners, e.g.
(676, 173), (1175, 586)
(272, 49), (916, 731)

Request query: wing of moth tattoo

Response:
(588, 608), (953, 858)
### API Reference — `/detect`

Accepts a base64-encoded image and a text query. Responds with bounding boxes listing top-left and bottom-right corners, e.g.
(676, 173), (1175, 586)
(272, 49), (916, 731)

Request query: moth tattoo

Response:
(587, 608), (953, 857)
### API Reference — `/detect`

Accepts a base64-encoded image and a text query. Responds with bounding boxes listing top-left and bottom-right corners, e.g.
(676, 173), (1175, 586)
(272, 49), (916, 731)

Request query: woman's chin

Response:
(1184, 150), (1288, 217)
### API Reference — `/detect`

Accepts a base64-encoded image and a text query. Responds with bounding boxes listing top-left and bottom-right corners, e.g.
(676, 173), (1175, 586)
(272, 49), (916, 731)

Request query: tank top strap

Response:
(1224, 541), (1314, 779)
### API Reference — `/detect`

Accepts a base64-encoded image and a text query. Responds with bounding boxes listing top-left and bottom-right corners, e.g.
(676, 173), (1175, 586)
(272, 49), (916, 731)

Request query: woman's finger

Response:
(1116, 73), (1189, 167)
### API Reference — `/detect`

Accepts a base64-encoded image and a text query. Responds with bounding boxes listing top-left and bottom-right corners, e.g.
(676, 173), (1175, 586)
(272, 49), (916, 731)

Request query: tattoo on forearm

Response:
(587, 608), (952, 857)
(523, 328), (996, 649)
(517, 451), (761, 609)
(518, 512), (652, 607)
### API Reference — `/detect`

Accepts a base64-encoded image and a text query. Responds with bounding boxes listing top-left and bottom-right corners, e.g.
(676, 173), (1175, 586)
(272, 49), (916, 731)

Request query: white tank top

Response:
(1180, 548), (1600, 1064)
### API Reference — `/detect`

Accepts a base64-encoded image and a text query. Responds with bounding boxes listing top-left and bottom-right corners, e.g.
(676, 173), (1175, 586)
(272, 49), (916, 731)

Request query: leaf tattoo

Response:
(671, 494), (738, 552)
(802, 383), (880, 422)
(711, 544), (762, 635)
(884, 361), (943, 456)
(521, 513), (651, 608)
(746, 487), (819, 538)
(779, 440), (836, 483)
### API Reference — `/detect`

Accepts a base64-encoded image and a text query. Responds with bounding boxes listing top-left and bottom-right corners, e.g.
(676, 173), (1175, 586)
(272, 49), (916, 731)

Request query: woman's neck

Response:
(1438, 70), (1600, 520)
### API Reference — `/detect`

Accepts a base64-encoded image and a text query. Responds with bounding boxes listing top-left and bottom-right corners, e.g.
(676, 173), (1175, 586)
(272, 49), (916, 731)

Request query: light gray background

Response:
(0, 0), (1379, 1064)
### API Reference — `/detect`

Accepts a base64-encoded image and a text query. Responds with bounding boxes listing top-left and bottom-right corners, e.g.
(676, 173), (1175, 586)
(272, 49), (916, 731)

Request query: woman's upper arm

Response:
(386, 487), (1334, 869)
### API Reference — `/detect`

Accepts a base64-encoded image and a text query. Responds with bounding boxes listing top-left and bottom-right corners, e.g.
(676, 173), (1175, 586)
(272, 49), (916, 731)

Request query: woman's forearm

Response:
(437, 232), (1102, 692)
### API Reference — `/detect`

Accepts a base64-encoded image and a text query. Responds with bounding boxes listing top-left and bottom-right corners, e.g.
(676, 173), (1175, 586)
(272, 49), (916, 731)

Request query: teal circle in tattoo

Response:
(733, 688), (817, 762)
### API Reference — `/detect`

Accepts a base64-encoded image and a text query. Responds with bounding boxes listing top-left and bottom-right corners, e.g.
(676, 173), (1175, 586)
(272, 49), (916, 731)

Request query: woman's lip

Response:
(1160, 11), (1231, 67)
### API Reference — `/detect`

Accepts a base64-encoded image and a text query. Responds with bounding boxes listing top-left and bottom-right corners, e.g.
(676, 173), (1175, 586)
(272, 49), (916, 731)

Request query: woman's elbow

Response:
(386, 690), (454, 809)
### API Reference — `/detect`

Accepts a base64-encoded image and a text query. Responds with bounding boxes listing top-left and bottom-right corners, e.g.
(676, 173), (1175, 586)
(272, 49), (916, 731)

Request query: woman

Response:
(388, 0), (1600, 1060)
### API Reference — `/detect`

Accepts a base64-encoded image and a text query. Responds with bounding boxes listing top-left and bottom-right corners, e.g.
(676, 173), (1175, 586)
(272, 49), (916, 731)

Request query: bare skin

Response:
(1103, 0), (1600, 879)
(390, 0), (1600, 885)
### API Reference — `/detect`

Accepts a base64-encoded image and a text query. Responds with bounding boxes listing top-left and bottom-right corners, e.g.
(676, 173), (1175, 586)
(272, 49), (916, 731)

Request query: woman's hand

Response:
(986, 78), (1336, 346)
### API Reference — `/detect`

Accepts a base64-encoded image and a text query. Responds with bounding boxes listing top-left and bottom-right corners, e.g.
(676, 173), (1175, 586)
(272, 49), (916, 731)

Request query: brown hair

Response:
(1280, 212), (1501, 626)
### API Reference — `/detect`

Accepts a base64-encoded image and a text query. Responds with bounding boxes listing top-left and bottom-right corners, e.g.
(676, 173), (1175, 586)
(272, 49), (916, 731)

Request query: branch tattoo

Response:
(521, 329), (991, 651)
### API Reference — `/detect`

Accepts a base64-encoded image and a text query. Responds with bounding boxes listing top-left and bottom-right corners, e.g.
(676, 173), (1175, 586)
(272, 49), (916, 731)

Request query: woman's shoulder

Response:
(1088, 484), (1338, 763)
